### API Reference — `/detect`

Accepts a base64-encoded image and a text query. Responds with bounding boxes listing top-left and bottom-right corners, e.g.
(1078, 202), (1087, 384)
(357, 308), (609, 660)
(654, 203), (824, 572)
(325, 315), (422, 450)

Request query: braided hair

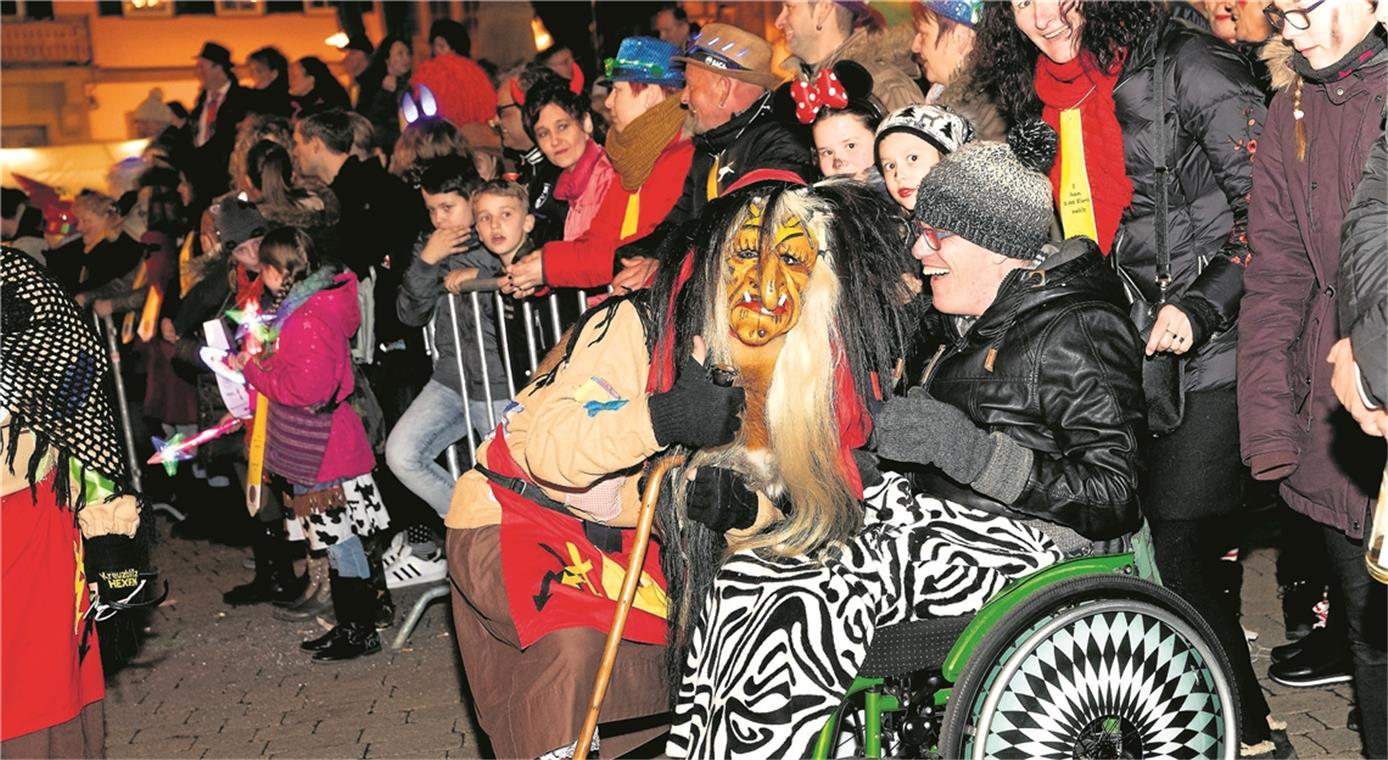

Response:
(257, 226), (317, 313)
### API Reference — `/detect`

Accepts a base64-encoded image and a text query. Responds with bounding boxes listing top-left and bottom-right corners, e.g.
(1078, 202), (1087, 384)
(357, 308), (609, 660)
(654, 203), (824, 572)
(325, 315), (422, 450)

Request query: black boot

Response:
(224, 525), (278, 605)
(224, 525), (307, 606)
(312, 577), (381, 663)
(362, 534), (396, 630)
(301, 568), (346, 652)
(269, 537), (309, 607)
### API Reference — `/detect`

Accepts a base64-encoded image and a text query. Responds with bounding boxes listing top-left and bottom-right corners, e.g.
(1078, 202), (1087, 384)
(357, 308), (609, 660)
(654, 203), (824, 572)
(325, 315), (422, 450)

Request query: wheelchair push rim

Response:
(942, 575), (1238, 760)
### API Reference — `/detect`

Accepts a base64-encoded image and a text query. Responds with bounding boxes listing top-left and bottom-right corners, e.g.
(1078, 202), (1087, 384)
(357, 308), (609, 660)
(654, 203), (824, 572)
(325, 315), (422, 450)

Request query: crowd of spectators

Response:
(1, 1), (1384, 757)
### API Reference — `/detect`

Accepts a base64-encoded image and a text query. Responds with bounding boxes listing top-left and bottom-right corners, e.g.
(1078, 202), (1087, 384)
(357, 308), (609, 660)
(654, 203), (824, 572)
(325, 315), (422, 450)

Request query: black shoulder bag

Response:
(1124, 26), (1186, 437)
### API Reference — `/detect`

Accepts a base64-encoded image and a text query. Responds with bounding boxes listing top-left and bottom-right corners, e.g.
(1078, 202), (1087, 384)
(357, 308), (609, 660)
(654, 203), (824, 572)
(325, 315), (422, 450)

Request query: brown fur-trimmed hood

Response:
(785, 22), (921, 79)
(1261, 36), (1299, 92)
(836, 23), (921, 79)
(936, 66), (1008, 141)
(1261, 30), (1388, 92)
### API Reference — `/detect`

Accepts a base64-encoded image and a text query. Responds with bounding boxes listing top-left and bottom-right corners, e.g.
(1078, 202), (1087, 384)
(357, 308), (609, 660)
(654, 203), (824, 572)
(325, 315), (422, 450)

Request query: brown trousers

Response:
(1, 701), (104, 759)
(447, 527), (668, 758)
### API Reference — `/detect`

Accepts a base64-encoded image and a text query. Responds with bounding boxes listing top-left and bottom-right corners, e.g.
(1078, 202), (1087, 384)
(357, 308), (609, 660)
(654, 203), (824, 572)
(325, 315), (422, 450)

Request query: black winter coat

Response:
(616, 89), (814, 260)
(1339, 121), (1387, 407)
(1110, 18), (1265, 392)
(913, 239), (1146, 540)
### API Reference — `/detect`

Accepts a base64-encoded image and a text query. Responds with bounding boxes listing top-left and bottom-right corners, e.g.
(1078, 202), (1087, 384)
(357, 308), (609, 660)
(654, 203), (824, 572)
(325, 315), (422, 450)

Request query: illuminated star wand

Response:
(148, 417), (244, 475)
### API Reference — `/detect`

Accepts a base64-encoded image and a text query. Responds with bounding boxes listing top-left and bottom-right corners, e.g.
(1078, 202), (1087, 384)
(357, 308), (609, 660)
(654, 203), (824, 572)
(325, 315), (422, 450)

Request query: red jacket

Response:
(542, 134), (694, 289)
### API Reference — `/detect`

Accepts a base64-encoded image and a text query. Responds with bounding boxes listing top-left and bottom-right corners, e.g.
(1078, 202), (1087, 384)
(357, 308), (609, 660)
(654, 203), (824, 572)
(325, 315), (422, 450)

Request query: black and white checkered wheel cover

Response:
(966, 600), (1232, 760)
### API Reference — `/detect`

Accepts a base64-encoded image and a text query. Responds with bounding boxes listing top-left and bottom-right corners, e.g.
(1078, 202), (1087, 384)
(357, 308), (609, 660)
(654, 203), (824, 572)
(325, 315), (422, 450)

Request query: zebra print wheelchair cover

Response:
(666, 471), (1064, 758)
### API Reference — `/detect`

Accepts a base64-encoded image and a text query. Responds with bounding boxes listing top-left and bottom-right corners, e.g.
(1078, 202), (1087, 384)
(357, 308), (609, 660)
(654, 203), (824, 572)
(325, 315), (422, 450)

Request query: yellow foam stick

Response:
(245, 393), (269, 516)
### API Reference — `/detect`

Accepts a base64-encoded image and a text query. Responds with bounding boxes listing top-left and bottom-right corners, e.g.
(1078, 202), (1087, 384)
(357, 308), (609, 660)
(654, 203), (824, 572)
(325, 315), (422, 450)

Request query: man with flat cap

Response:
(616, 22), (814, 263)
(189, 42), (251, 204)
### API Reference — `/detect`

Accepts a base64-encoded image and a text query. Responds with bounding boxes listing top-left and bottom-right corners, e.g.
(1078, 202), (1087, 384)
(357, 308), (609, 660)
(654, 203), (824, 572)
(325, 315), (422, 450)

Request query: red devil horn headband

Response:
(509, 61), (586, 107)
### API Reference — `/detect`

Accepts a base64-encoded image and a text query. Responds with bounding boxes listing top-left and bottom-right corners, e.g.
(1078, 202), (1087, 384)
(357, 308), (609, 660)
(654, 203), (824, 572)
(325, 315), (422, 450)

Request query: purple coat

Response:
(1239, 39), (1388, 539)
(243, 271), (375, 486)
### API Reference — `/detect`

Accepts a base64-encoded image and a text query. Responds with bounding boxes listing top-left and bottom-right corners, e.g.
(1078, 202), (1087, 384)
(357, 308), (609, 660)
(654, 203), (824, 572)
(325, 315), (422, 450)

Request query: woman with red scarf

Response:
(970, 1), (1273, 754)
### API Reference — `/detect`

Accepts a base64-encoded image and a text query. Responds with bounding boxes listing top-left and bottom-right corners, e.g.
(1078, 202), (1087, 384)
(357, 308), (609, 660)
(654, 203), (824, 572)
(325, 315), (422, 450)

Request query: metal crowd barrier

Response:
(396, 282), (597, 650)
(431, 281), (592, 468)
(92, 312), (194, 522)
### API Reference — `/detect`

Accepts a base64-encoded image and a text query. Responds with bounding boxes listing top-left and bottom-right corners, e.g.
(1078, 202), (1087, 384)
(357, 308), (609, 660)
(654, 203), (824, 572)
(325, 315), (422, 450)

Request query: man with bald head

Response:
(616, 22), (813, 262)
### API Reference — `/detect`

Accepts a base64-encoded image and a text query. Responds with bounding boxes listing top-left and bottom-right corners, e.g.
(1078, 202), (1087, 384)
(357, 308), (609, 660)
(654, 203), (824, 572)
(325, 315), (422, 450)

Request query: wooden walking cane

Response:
(574, 454), (685, 760)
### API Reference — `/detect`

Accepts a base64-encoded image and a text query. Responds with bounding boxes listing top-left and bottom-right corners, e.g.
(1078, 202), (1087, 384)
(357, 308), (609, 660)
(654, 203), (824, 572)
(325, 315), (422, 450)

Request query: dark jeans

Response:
(1323, 508), (1386, 758)
(1145, 389), (1272, 742)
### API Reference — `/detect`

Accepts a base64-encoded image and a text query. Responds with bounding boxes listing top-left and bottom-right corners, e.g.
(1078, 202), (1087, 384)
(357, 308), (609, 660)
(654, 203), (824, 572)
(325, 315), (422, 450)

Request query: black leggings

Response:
(1143, 388), (1270, 743)
(1149, 517), (1271, 743)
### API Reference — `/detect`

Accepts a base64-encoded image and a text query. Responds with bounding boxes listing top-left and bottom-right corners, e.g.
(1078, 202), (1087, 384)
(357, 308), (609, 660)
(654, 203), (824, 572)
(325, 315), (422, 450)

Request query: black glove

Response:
(852, 448), (884, 489)
(686, 467), (760, 532)
(648, 354), (745, 449)
(875, 388), (993, 485)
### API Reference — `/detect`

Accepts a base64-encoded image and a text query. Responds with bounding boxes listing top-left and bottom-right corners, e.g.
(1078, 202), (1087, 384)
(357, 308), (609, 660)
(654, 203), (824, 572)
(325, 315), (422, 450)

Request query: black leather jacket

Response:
(911, 239), (1146, 539)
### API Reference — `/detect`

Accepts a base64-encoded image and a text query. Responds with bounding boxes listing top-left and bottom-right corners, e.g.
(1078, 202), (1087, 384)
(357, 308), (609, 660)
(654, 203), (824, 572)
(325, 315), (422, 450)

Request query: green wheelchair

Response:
(812, 524), (1239, 760)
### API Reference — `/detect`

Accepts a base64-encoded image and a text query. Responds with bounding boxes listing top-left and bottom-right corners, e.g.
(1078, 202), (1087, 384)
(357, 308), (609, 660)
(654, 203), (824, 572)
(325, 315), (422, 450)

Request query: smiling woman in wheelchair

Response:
(668, 126), (1239, 760)
(811, 125), (1242, 760)
(877, 121), (1144, 544)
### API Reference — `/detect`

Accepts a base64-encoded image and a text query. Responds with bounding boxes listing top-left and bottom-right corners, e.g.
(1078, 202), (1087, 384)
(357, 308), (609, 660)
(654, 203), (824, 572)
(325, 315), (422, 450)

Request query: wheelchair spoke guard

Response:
(940, 574), (1238, 760)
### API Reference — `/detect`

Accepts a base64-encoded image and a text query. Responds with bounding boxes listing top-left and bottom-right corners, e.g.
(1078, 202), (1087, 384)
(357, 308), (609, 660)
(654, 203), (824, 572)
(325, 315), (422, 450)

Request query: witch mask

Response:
(724, 200), (821, 348)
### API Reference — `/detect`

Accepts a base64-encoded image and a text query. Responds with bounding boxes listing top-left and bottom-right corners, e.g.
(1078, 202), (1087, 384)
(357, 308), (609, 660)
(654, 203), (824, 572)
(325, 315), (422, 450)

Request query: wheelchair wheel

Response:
(939, 574), (1238, 760)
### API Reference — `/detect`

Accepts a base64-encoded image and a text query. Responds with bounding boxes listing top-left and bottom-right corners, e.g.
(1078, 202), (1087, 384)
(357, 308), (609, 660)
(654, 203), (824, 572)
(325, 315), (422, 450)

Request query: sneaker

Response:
(385, 547), (447, 589)
(382, 531), (408, 566)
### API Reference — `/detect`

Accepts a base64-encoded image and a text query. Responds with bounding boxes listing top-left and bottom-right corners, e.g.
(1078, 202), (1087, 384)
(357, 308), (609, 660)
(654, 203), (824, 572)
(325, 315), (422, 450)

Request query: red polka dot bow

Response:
(790, 68), (849, 124)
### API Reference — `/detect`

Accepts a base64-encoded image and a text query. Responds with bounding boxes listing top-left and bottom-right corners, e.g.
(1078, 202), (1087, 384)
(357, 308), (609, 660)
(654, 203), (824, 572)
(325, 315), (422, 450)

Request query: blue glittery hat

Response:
(602, 36), (685, 88)
(922, 0), (983, 27)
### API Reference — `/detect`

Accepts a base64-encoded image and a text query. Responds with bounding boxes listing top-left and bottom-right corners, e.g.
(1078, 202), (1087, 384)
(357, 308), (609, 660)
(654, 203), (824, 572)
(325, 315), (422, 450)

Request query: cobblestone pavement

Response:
(106, 518), (1368, 758)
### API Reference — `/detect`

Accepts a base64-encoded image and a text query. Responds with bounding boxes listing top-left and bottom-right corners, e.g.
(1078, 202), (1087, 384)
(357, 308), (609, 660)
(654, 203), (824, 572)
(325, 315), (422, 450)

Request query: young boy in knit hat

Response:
(874, 103), (974, 211)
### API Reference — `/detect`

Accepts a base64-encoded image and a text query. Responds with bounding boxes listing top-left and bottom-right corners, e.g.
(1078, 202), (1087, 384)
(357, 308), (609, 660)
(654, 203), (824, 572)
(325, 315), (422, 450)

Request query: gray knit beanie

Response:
(215, 195), (269, 254)
(913, 120), (1058, 261)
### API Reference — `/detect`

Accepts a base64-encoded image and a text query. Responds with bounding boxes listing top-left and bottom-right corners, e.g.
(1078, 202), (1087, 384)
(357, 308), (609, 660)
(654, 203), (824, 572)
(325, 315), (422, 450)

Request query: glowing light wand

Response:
(148, 417), (244, 475)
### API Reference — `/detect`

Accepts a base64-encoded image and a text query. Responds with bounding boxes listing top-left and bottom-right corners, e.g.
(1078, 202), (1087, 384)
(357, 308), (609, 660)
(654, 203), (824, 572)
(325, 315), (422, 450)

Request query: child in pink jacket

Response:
(235, 226), (389, 662)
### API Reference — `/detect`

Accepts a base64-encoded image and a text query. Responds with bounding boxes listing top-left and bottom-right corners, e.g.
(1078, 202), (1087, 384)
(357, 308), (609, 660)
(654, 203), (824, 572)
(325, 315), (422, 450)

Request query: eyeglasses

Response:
(917, 223), (956, 252)
(1263, 0), (1327, 32)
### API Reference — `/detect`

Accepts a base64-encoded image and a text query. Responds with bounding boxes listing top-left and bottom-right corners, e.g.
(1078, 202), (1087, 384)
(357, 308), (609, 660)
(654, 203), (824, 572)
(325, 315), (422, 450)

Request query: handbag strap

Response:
(1152, 22), (1172, 302)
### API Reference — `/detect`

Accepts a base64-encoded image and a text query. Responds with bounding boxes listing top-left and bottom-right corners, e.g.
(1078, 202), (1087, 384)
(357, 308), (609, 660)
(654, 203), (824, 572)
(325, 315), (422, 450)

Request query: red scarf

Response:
(1035, 51), (1133, 255)
(554, 139), (603, 203)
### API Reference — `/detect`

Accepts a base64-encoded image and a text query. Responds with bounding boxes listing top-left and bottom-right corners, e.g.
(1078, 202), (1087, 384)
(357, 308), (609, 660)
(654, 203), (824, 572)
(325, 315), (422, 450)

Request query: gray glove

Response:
(876, 388), (1033, 504)
(876, 388), (992, 481)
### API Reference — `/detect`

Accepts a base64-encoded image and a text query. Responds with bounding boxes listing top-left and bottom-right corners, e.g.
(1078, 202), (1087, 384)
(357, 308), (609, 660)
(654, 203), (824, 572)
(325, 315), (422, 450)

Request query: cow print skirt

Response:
(288, 473), (391, 551)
